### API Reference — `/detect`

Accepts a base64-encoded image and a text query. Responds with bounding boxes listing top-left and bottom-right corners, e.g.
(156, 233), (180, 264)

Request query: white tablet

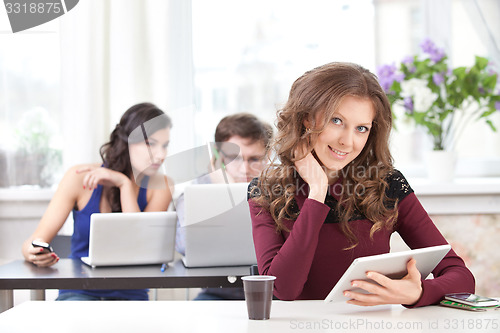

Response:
(324, 244), (451, 303)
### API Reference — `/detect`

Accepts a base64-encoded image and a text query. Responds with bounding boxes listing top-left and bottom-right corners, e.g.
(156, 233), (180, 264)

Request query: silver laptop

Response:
(81, 211), (177, 268)
(181, 182), (257, 267)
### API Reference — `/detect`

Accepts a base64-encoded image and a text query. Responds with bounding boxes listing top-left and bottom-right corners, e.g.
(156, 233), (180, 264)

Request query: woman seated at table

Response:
(21, 102), (173, 301)
(247, 62), (475, 307)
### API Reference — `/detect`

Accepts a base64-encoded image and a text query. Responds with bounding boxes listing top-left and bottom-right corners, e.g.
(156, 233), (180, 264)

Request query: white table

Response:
(0, 300), (498, 333)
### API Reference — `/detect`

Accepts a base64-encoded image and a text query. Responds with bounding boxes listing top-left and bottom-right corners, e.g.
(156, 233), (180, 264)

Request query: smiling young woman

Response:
(304, 96), (375, 185)
(247, 62), (474, 307)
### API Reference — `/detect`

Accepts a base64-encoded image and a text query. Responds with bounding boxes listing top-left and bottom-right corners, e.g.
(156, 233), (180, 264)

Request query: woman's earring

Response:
(305, 128), (311, 134)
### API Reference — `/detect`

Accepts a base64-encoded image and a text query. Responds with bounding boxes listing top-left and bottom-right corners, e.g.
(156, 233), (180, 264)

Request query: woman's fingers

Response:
(294, 152), (326, 184)
(29, 245), (47, 256)
(77, 166), (101, 190)
(346, 260), (423, 306)
(31, 252), (59, 267)
(350, 278), (385, 296)
(365, 271), (392, 288)
(80, 167), (125, 190)
(82, 173), (92, 190)
(405, 258), (421, 281)
(345, 291), (383, 306)
(82, 171), (99, 190)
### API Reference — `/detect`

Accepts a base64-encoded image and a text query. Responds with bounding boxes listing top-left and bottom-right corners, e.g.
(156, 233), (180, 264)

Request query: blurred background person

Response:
(175, 112), (273, 300)
(22, 102), (173, 301)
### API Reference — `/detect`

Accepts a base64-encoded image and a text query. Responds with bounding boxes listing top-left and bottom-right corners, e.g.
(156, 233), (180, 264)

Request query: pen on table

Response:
(160, 263), (167, 272)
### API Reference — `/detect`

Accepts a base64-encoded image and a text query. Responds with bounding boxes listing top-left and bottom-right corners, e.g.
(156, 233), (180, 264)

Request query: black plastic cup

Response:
(241, 275), (276, 320)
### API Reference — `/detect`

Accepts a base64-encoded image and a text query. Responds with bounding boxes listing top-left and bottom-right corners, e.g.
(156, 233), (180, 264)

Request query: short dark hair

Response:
(214, 113), (273, 149)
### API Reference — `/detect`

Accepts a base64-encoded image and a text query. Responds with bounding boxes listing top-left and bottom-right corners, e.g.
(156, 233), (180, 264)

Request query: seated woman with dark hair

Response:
(22, 102), (173, 301)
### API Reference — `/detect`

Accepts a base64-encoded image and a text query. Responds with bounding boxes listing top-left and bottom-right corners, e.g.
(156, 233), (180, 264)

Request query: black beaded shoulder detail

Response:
(324, 195), (366, 224)
(385, 169), (414, 201)
(247, 171), (412, 224)
(247, 177), (261, 200)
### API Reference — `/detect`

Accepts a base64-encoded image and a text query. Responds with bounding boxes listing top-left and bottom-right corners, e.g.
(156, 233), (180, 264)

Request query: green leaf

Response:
(486, 119), (497, 132)
(412, 111), (426, 124)
(475, 56), (489, 69)
(483, 73), (498, 91)
(390, 80), (402, 94)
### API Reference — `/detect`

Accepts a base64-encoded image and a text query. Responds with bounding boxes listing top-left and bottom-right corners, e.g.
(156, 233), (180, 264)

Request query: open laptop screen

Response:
(181, 183), (256, 267)
(82, 211), (177, 268)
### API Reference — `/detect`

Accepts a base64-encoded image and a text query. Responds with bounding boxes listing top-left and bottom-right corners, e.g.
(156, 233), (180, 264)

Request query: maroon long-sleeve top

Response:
(247, 170), (475, 307)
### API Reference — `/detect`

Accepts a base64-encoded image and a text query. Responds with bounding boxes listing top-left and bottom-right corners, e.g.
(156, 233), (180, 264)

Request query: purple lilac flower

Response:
(402, 56), (413, 65)
(495, 101), (500, 111)
(478, 87), (485, 94)
(432, 72), (445, 86)
(404, 97), (414, 114)
(430, 48), (445, 63)
(377, 63), (403, 91)
(420, 38), (445, 63)
(402, 55), (416, 73)
(420, 39), (436, 53)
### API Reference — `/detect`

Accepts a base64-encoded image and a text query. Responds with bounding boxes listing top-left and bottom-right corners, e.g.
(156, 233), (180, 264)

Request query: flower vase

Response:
(425, 150), (456, 183)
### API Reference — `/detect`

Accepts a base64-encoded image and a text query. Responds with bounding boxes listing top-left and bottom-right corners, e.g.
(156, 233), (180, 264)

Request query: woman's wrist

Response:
(118, 176), (133, 190)
(308, 184), (328, 202)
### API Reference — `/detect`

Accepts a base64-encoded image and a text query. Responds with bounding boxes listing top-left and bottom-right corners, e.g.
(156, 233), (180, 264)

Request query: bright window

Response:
(191, 0), (376, 144)
(1, 0), (498, 190)
(0, 18), (62, 188)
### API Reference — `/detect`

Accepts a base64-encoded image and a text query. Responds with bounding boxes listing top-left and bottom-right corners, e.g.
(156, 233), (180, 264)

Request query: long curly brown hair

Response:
(253, 62), (396, 248)
(100, 102), (172, 212)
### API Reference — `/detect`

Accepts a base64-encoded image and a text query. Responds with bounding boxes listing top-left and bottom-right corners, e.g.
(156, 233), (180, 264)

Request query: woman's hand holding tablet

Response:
(324, 244), (452, 304)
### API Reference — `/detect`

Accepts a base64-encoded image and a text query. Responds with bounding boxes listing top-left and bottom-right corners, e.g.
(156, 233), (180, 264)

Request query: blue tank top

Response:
(59, 180), (149, 300)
